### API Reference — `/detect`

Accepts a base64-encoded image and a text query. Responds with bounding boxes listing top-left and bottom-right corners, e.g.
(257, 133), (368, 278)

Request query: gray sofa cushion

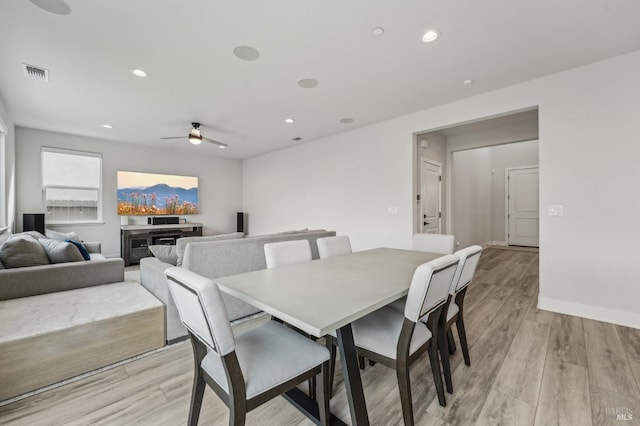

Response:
(0, 236), (50, 268)
(39, 238), (85, 264)
(149, 245), (178, 265)
(11, 231), (47, 240)
(176, 232), (244, 266)
(0, 228), (10, 246)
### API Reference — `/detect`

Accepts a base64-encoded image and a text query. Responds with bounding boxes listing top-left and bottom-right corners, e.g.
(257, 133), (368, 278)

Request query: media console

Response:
(120, 223), (203, 266)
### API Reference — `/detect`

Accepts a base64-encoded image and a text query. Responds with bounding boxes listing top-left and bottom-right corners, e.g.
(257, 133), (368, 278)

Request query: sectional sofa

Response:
(140, 229), (336, 342)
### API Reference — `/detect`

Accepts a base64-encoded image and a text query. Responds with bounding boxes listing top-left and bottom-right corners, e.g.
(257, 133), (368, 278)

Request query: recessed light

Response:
(131, 69), (148, 77)
(102, 124), (113, 129)
(219, 145), (226, 149)
(373, 27), (384, 36)
(298, 79), (319, 89)
(233, 46), (260, 61)
(463, 79), (474, 87)
(421, 29), (440, 43)
(284, 118), (295, 124)
(339, 118), (355, 124)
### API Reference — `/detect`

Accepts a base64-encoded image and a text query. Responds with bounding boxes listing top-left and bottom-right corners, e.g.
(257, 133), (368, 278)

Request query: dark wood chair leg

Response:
(316, 361), (330, 426)
(368, 360), (376, 366)
(447, 328), (456, 354)
(396, 362), (414, 426)
(188, 335), (207, 426)
(455, 288), (471, 366)
(456, 314), (471, 366)
(326, 336), (337, 398)
(308, 376), (317, 400)
(425, 310), (446, 407)
(358, 355), (365, 370)
(438, 325), (454, 394)
(228, 401), (247, 426)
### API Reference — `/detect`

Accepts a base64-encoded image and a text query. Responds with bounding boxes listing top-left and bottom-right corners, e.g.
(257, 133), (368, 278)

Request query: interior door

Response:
(507, 166), (539, 247)
(420, 159), (441, 234)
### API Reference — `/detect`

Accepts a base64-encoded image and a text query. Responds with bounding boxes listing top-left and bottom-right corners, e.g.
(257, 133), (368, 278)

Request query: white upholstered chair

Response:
(264, 239), (312, 268)
(165, 267), (330, 426)
(438, 245), (482, 394)
(328, 255), (460, 425)
(411, 233), (456, 254)
(388, 233), (456, 313)
(317, 235), (352, 259)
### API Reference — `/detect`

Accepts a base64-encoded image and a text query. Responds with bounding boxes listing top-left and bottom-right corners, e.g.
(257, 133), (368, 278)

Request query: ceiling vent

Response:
(21, 63), (49, 82)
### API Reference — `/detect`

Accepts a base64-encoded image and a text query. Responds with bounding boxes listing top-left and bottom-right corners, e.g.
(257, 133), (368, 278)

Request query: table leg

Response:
(337, 324), (370, 426)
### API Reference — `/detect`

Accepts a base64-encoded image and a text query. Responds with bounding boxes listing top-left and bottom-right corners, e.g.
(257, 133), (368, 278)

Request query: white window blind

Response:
(42, 147), (102, 224)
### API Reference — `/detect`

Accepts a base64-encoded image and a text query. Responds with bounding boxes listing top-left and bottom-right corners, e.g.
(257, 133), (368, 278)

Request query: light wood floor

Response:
(1, 248), (639, 425)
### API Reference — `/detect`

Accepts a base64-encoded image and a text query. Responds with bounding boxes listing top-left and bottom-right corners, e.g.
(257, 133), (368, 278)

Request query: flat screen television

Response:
(117, 171), (199, 216)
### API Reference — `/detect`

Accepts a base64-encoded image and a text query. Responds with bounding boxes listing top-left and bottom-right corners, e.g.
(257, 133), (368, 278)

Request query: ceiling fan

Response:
(161, 122), (228, 149)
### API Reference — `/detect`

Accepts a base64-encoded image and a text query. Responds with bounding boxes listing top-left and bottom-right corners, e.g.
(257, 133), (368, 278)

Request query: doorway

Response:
(506, 166), (539, 247)
(418, 158), (442, 234)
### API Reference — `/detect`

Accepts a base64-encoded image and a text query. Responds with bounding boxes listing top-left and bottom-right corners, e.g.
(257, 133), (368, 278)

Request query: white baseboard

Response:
(490, 241), (508, 246)
(538, 297), (640, 329)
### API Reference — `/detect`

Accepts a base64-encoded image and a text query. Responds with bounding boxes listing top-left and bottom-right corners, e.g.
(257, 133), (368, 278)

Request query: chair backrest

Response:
(165, 266), (235, 356)
(404, 255), (459, 323)
(412, 233), (456, 254)
(317, 235), (352, 259)
(450, 245), (482, 294)
(264, 239), (312, 268)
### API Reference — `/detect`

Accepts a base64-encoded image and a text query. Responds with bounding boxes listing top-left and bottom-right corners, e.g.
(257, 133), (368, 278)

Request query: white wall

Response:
(16, 127), (243, 257)
(452, 148), (492, 249)
(0, 94), (15, 230)
(243, 49), (640, 328)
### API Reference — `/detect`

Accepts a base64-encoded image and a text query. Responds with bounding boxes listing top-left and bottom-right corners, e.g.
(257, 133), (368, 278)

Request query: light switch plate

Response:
(548, 205), (564, 216)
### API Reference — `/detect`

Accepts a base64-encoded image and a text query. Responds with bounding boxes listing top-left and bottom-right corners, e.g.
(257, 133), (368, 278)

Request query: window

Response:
(42, 147), (102, 224)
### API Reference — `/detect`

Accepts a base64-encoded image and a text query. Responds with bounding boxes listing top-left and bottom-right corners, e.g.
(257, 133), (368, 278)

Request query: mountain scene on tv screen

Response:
(117, 184), (198, 215)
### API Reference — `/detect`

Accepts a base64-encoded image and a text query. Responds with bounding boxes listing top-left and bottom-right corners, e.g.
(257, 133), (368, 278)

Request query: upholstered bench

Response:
(0, 281), (165, 401)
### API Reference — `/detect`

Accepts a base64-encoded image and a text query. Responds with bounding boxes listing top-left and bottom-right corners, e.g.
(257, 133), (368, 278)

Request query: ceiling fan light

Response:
(189, 134), (203, 145)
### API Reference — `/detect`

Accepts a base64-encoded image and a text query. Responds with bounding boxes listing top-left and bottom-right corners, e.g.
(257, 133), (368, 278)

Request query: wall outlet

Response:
(387, 206), (399, 215)
(548, 205), (564, 216)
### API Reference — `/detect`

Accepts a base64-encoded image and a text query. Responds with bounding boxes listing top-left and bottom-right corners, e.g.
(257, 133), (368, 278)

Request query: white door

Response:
(419, 159), (441, 234)
(507, 166), (539, 247)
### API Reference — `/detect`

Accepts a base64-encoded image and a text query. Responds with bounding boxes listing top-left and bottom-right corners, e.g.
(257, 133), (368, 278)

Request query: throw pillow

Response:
(148, 245), (178, 265)
(39, 238), (85, 263)
(0, 235), (50, 268)
(65, 240), (91, 260)
(46, 229), (81, 242)
(10, 231), (47, 240)
(0, 227), (11, 246)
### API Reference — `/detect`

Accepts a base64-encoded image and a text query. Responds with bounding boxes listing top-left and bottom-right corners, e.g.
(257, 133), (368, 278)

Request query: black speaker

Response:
(23, 213), (45, 235)
(148, 216), (180, 225)
(237, 212), (247, 233)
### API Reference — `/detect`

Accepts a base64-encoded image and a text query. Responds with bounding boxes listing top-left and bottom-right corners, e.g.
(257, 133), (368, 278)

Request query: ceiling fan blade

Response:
(160, 136), (185, 140)
(203, 137), (228, 148)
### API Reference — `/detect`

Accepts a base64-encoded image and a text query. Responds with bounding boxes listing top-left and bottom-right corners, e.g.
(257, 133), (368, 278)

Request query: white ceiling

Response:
(1, 0), (639, 159)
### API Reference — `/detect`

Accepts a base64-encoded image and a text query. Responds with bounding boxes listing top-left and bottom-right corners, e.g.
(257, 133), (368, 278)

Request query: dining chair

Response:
(437, 245), (482, 394)
(264, 239), (312, 268)
(165, 266), (331, 426)
(411, 233), (456, 254)
(388, 233), (456, 313)
(263, 239), (317, 397)
(328, 254), (459, 424)
(317, 235), (352, 259)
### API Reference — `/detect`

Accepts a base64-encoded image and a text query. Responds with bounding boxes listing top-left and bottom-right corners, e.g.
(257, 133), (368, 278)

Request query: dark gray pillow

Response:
(39, 238), (85, 264)
(0, 235), (50, 268)
(149, 245), (178, 265)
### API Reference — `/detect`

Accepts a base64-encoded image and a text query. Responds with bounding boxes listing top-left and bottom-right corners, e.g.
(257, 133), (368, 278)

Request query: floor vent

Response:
(21, 63), (50, 82)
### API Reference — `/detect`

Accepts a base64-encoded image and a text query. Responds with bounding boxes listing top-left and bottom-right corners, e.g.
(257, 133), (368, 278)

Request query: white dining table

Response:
(215, 247), (442, 426)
